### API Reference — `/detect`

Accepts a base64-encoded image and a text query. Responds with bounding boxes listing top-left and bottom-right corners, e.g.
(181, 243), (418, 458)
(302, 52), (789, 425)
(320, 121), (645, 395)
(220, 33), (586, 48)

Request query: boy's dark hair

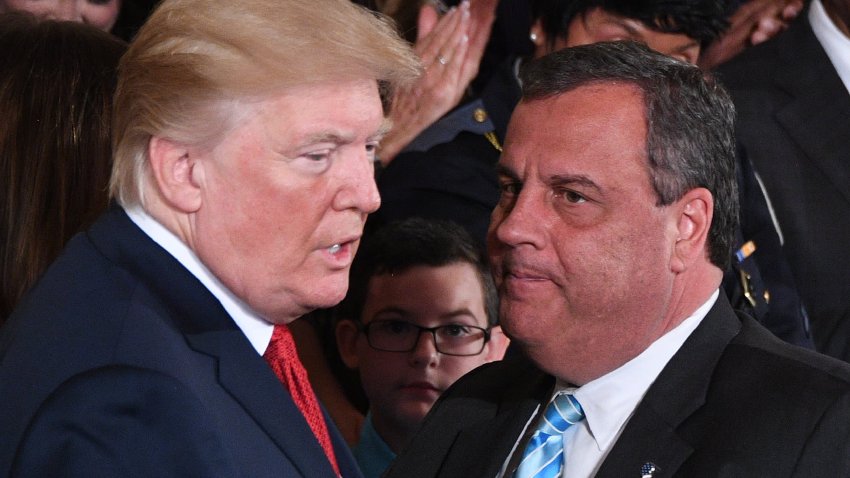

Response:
(337, 217), (499, 326)
(530, 0), (729, 49)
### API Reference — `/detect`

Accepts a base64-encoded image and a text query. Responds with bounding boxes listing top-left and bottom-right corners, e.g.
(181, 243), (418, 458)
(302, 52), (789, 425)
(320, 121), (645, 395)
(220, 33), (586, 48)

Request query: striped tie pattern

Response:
(513, 392), (585, 478)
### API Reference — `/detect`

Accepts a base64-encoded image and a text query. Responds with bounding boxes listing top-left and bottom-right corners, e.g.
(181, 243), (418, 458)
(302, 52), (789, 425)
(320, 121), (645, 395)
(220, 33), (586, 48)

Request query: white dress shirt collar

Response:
(556, 289), (719, 478)
(810, 0), (850, 95)
(125, 206), (274, 354)
(573, 290), (718, 452)
(497, 291), (720, 478)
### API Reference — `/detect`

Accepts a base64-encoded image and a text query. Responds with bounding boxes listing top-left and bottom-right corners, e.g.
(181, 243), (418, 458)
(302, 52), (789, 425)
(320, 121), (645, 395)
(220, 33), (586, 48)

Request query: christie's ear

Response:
(671, 187), (714, 273)
(483, 325), (510, 362)
(148, 136), (203, 213)
(335, 319), (362, 370)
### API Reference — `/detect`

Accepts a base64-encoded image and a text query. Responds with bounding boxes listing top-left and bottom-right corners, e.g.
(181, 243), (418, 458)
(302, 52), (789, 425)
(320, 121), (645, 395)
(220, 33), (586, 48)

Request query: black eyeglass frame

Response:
(359, 319), (492, 357)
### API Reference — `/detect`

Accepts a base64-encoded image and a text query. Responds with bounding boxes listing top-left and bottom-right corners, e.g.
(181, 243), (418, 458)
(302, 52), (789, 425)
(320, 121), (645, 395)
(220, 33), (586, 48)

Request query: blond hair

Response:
(110, 0), (420, 206)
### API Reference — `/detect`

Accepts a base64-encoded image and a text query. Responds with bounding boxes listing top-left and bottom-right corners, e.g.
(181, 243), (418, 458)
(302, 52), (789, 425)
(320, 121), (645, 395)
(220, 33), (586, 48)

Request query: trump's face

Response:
(189, 79), (384, 323)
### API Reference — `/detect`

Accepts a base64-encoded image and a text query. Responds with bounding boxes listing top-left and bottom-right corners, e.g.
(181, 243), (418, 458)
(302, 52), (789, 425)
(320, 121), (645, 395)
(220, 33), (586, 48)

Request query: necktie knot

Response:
(514, 392), (585, 478)
(539, 392), (584, 435)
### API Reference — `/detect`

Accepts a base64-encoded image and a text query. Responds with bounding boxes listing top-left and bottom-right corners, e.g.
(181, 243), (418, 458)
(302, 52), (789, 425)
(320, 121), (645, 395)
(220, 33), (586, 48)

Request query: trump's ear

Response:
(148, 136), (203, 213)
(671, 187), (714, 273)
(335, 319), (361, 370)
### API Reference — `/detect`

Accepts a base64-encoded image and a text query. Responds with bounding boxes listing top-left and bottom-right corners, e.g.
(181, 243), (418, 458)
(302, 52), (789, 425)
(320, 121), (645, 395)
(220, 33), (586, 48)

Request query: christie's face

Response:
(488, 84), (681, 385)
(0, 0), (121, 31)
(540, 7), (701, 64)
(347, 263), (497, 440)
(189, 79), (384, 324)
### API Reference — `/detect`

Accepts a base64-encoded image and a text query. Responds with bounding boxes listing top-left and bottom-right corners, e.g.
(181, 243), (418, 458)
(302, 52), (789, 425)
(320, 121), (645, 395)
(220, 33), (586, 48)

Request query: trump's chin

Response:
(303, 275), (351, 312)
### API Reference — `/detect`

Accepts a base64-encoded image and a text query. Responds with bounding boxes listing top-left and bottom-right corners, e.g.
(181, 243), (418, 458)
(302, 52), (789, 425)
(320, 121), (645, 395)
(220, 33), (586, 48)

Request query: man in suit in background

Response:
(385, 41), (850, 478)
(717, 0), (850, 362)
(0, 0), (418, 476)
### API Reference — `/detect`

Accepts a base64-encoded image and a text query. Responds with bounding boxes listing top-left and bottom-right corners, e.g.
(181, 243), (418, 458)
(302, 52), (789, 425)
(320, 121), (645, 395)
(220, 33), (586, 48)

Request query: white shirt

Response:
(125, 206), (274, 354)
(499, 290), (719, 478)
(810, 0), (850, 96)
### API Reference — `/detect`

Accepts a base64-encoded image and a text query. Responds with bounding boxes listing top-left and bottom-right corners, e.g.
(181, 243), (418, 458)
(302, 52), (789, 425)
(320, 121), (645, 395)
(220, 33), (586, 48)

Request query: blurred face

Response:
(0, 0), (121, 31)
(488, 84), (682, 385)
(190, 79), (384, 324)
(340, 262), (500, 449)
(537, 7), (701, 64)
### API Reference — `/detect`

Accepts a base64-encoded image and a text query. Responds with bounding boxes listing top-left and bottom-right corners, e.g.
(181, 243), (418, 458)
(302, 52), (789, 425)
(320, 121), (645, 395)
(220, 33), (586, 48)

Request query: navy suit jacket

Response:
(385, 297), (850, 477)
(717, 11), (850, 361)
(0, 206), (362, 477)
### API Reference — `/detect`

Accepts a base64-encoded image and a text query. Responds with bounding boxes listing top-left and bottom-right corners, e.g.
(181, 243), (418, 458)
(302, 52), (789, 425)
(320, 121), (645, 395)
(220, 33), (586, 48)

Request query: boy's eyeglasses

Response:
(360, 319), (490, 356)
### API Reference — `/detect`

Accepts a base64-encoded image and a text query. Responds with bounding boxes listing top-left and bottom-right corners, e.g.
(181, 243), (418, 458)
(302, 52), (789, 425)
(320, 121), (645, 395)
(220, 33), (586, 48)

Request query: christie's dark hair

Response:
(338, 217), (499, 326)
(520, 41), (738, 268)
(0, 13), (126, 321)
(530, 0), (728, 49)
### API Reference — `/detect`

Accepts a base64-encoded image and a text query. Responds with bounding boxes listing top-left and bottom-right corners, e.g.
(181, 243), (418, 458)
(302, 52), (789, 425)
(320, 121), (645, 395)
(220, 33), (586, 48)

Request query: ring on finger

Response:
(438, 55), (448, 65)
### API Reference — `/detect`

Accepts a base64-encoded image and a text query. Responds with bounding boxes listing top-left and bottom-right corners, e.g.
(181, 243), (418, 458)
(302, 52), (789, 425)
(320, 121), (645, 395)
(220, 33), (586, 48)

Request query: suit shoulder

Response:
(12, 365), (238, 477)
(729, 316), (850, 392)
(714, 15), (800, 90)
(441, 355), (547, 399)
(11, 231), (141, 319)
(386, 357), (550, 478)
(716, 42), (781, 87)
(418, 356), (551, 432)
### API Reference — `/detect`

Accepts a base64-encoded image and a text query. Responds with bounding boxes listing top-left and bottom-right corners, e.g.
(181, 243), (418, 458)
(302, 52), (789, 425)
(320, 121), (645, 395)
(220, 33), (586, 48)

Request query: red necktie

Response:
(264, 324), (340, 476)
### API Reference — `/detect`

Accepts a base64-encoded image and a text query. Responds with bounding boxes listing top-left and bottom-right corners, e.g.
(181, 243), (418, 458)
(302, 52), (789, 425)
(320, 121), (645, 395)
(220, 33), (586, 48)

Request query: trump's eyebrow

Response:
(372, 118), (393, 143)
(302, 131), (353, 146)
(301, 118), (392, 146)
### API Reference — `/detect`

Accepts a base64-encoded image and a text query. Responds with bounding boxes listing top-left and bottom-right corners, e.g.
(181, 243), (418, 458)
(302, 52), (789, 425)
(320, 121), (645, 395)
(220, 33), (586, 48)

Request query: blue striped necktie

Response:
(513, 392), (585, 478)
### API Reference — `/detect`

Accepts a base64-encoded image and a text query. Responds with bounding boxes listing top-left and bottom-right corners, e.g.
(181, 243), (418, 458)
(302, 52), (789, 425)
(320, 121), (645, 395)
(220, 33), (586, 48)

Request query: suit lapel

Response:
(89, 206), (338, 477)
(440, 394), (545, 477)
(596, 297), (742, 478)
(438, 361), (554, 477)
(187, 330), (339, 477)
(772, 18), (850, 206)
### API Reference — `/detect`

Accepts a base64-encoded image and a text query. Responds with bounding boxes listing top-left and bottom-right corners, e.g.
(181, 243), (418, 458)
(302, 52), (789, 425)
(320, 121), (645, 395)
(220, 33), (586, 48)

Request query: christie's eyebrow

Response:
(495, 164), (520, 181)
(549, 174), (602, 194)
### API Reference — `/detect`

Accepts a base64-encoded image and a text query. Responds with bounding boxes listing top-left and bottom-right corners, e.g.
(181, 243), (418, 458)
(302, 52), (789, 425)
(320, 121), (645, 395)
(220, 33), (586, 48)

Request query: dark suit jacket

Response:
(0, 206), (362, 478)
(717, 11), (850, 360)
(385, 297), (850, 477)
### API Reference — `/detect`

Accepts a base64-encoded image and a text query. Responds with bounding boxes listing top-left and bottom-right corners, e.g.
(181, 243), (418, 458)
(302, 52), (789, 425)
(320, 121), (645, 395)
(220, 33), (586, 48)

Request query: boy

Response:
(334, 218), (508, 478)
